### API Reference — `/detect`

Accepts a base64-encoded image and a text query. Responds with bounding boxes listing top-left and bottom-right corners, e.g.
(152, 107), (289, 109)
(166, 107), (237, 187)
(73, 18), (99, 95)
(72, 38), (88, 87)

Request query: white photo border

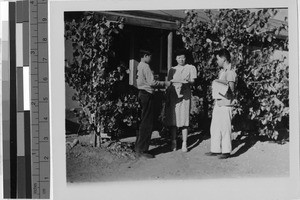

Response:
(49, 0), (300, 199)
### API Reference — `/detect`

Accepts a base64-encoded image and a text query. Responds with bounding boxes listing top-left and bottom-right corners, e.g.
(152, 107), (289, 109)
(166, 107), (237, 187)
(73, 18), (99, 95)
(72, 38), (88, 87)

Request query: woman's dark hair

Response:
(139, 49), (152, 58)
(174, 48), (188, 57)
(215, 48), (231, 63)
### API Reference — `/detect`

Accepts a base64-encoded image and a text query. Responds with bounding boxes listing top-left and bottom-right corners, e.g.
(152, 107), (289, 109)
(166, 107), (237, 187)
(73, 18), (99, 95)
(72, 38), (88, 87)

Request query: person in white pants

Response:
(206, 49), (237, 159)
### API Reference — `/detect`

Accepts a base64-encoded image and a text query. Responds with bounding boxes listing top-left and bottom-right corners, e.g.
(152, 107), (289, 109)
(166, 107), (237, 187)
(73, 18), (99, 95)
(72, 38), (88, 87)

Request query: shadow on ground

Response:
(231, 134), (259, 157)
(148, 130), (210, 156)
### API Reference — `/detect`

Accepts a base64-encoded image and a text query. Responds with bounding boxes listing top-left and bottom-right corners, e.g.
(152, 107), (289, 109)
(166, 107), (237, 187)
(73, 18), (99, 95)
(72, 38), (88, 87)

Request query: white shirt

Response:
(136, 61), (164, 94)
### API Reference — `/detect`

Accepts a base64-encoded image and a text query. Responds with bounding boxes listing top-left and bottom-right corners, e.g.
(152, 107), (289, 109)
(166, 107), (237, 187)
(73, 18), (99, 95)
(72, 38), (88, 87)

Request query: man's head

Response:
(215, 49), (231, 67)
(140, 49), (152, 64)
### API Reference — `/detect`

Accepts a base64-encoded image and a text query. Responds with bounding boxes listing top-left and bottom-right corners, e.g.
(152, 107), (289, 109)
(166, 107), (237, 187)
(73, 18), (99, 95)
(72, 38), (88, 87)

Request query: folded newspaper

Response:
(212, 79), (228, 99)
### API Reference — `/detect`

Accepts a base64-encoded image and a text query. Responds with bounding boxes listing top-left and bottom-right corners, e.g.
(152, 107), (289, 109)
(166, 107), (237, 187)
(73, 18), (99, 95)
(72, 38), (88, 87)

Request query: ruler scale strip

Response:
(29, 0), (50, 198)
(1, 1), (11, 198)
(23, 0), (33, 198)
(9, 2), (18, 198)
(16, 0), (26, 197)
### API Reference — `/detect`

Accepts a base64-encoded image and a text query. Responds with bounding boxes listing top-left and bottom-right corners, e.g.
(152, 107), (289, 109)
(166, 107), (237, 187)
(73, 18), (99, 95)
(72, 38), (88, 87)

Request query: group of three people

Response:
(135, 48), (237, 159)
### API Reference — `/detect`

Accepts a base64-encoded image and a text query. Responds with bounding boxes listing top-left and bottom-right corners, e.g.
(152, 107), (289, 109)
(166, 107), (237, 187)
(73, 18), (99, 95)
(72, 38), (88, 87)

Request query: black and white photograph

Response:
(64, 7), (289, 182)
(49, 0), (299, 199)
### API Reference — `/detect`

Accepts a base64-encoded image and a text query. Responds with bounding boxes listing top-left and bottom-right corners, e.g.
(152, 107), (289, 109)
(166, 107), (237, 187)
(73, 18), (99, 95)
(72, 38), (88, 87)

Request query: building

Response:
(64, 9), (288, 122)
(65, 9), (288, 87)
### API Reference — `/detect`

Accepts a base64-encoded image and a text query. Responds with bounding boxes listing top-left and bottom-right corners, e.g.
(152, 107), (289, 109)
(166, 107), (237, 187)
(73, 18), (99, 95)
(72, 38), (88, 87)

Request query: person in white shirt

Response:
(135, 49), (170, 159)
(206, 49), (237, 159)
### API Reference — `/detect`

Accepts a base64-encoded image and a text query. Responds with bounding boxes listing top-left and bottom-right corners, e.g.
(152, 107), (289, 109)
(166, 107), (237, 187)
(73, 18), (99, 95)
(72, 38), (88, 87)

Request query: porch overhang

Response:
(97, 11), (180, 30)
(96, 9), (288, 39)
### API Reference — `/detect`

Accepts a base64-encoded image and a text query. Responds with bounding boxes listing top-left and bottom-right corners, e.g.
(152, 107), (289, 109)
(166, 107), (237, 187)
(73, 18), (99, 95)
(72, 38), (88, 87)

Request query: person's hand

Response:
(231, 99), (238, 106)
(164, 81), (171, 87)
(171, 79), (187, 84)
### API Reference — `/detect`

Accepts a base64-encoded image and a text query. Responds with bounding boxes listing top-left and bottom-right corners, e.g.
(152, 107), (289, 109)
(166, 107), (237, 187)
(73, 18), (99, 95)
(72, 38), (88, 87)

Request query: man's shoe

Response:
(205, 152), (221, 156)
(171, 140), (177, 151)
(218, 153), (231, 159)
(136, 152), (154, 159)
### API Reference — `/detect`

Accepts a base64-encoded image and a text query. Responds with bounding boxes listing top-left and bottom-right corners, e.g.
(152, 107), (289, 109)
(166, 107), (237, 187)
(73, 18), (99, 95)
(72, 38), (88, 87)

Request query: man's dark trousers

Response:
(135, 90), (154, 153)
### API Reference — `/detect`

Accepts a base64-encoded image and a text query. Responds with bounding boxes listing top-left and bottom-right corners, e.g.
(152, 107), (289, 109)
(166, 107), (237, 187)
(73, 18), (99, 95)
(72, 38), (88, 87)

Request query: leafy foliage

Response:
(177, 9), (289, 140)
(65, 12), (140, 139)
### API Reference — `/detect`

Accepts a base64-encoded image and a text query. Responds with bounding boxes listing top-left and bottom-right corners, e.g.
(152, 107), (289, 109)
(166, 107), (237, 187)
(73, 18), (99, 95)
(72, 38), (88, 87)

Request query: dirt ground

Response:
(66, 131), (289, 183)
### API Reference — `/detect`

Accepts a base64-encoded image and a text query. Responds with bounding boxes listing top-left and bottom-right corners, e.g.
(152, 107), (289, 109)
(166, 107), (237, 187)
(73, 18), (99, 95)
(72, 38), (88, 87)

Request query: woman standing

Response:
(206, 48), (237, 159)
(165, 49), (197, 152)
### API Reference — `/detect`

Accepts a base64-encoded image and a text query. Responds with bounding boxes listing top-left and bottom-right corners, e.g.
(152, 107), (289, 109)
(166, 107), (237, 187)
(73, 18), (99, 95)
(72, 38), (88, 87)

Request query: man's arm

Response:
(228, 81), (235, 94)
(144, 66), (169, 88)
(216, 81), (236, 106)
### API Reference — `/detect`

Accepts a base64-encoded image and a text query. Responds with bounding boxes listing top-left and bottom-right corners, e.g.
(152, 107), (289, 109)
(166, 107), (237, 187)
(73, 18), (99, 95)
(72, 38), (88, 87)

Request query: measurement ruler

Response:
(29, 0), (50, 198)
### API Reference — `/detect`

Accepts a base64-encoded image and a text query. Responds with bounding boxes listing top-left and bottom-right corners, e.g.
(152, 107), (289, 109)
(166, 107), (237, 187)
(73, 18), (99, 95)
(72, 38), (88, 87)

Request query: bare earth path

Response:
(66, 131), (289, 183)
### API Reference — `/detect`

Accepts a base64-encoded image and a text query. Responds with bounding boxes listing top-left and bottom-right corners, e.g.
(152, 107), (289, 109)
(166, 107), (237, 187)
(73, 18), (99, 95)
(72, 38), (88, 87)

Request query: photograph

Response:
(49, 0), (299, 199)
(64, 8), (289, 183)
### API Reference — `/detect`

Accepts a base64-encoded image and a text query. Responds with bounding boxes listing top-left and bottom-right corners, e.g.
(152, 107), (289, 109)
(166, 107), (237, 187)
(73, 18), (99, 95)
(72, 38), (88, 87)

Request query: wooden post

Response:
(90, 130), (96, 147)
(96, 132), (101, 147)
(167, 31), (173, 72)
(129, 32), (138, 87)
(90, 131), (100, 147)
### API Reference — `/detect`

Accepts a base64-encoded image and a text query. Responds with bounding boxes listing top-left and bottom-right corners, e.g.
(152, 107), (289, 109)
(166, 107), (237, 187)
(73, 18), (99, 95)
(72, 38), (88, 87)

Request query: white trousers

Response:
(210, 103), (233, 154)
